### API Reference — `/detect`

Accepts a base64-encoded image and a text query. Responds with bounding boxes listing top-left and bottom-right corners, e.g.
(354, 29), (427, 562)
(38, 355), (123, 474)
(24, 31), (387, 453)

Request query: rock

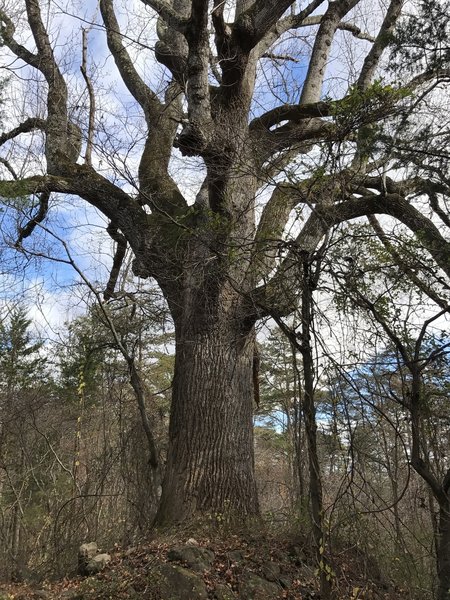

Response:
(261, 561), (281, 582)
(226, 550), (244, 563)
(287, 544), (307, 565)
(167, 545), (215, 572)
(79, 542), (98, 560)
(186, 537), (199, 546)
(78, 542), (98, 575)
(214, 583), (236, 599)
(239, 572), (279, 599)
(85, 553), (111, 575)
(298, 587), (318, 599)
(60, 591), (85, 600)
(150, 563), (208, 599)
(279, 575), (293, 589)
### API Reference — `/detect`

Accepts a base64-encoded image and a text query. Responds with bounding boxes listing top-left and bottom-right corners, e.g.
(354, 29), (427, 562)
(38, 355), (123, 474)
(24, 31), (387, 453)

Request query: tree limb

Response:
(140, 0), (188, 32)
(80, 28), (95, 166)
(0, 9), (40, 69)
(233, 0), (296, 51)
(0, 118), (47, 150)
(104, 223), (127, 300)
(100, 0), (186, 214)
(16, 192), (50, 247)
(100, 0), (160, 114)
(357, 0), (404, 90)
(300, 0), (360, 104)
(250, 191), (450, 317)
(368, 214), (450, 313)
(19, 0), (73, 172)
(249, 100), (333, 134)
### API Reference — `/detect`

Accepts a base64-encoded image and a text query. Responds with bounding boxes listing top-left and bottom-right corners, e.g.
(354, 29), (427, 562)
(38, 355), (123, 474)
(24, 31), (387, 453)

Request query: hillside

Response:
(0, 532), (407, 600)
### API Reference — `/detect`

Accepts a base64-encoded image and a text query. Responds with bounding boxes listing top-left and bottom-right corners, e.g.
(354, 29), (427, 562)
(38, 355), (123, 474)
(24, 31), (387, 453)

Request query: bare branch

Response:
(0, 118), (46, 146)
(338, 21), (375, 42)
(20, 0), (72, 171)
(0, 157), (18, 179)
(357, 0), (404, 90)
(233, 0), (296, 51)
(16, 192), (50, 246)
(261, 52), (300, 63)
(250, 100), (333, 133)
(100, 0), (160, 114)
(177, 0), (213, 154)
(100, 0), (186, 214)
(250, 191), (450, 317)
(300, 0), (359, 104)
(368, 215), (450, 312)
(104, 223), (127, 301)
(251, 183), (300, 282)
(0, 170), (142, 229)
(0, 8), (40, 68)
(255, 0), (322, 58)
(253, 118), (334, 167)
(80, 28), (95, 166)
(212, 0), (231, 57)
(140, 0), (188, 32)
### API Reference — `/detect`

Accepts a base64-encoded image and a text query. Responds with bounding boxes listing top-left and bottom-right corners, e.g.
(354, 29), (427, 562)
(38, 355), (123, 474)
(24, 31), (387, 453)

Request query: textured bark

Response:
(155, 309), (259, 524)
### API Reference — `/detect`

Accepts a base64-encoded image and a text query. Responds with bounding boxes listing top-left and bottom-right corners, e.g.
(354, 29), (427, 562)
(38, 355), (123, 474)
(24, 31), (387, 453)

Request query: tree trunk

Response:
(155, 312), (259, 525)
(437, 500), (450, 600)
(299, 261), (331, 600)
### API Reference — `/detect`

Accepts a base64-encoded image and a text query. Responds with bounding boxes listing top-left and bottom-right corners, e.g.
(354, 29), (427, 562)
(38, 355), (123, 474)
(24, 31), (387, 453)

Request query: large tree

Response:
(0, 0), (449, 527)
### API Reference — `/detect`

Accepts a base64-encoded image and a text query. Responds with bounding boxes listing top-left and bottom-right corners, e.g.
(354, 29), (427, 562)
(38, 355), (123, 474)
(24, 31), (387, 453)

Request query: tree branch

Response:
(16, 192), (50, 246)
(249, 100), (333, 133)
(176, 0), (213, 155)
(100, 0), (187, 215)
(0, 157), (18, 179)
(300, 0), (359, 104)
(0, 118), (46, 146)
(100, 0), (160, 114)
(140, 0), (188, 32)
(0, 9), (41, 68)
(19, 0), (75, 172)
(0, 170), (143, 232)
(357, 0), (403, 90)
(256, 0), (325, 57)
(233, 0), (296, 51)
(368, 214), (450, 313)
(250, 190), (450, 317)
(104, 223), (127, 301)
(80, 28), (95, 166)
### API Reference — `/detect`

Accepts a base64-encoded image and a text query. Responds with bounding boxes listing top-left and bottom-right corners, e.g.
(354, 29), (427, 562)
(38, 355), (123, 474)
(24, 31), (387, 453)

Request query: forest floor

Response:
(0, 531), (412, 599)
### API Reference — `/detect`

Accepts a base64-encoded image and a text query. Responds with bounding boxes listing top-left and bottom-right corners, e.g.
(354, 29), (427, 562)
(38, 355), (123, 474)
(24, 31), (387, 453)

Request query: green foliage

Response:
(0, 305), (46, 393)
(391, 0), (450, 73)
(332, 81), (410, 139)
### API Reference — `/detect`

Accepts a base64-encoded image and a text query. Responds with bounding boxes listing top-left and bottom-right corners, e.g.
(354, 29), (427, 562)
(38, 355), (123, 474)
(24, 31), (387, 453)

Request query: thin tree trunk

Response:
(11, 503), (21, 580)
(292, 347), (306, 507)
(11, 449), (24, 581)
(437, 500), (450, 600)
(299, 260), (331, 600)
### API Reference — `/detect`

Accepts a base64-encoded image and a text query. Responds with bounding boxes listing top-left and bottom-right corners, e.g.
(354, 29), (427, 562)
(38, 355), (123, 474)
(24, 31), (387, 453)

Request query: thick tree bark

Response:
(155, 310), (259, 525)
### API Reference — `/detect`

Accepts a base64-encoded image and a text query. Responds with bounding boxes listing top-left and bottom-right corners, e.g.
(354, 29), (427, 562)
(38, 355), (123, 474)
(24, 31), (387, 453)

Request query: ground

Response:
(0, 531), (410, 599)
